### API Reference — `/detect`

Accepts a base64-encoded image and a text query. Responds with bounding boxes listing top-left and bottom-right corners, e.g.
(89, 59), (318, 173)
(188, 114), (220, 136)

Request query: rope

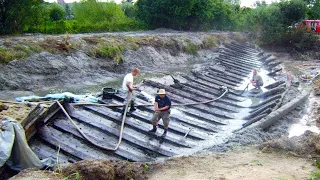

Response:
(55, 92), (132, 151)
(71, 88), (229, 107)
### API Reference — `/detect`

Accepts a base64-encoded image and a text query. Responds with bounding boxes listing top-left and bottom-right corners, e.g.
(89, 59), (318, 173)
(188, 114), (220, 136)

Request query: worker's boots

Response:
(148, 125), (157, 133)
(161, 129), (168, 138)
(129, 100), (136, 112)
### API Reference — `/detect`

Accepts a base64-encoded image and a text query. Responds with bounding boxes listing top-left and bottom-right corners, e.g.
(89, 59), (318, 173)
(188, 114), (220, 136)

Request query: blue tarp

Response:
(16, 92), (98, 103)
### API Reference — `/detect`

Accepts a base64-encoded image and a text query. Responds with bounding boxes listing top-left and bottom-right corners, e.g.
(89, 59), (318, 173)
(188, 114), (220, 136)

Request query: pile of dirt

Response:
(259, 130), (320, 157)
(0, 102), (35, 122)
(10, 159), (150, 180)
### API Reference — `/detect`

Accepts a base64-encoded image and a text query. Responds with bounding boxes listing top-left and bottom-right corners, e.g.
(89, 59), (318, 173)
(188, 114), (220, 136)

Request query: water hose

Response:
(51, 88), (229, 151)
(71, 88), (229, 107)
(55, 92), (132, 151)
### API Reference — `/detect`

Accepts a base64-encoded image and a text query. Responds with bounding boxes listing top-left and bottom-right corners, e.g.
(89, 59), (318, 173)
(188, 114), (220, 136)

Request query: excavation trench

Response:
(12, 42), (303, 165)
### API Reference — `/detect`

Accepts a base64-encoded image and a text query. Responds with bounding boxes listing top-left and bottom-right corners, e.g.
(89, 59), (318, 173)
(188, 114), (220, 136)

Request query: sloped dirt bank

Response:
(0, 30), (245, 93)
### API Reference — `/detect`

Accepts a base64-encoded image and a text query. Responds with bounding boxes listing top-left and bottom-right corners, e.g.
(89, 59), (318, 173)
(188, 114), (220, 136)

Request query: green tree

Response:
(244, 4), (285, 44)
(278, 0), (307, 25)
(26, 2), (50, 32)
(72, 0), (126, 24)
(121, 2), (137, 18)
(136, 0), (195, 29)
(0, 0), (43, 34)
(49, 3), (66, 21)
(305, 0), (320, 18)
(136, 0), (235, 30)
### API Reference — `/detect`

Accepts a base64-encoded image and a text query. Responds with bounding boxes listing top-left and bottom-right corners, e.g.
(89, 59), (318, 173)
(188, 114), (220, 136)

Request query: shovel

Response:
(179, 128), (192, 143)
(240, 83), (250, 95)
(233, 83), (250, 95)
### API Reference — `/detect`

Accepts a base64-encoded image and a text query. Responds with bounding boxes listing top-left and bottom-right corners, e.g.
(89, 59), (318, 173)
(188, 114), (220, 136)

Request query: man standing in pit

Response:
(251, 69), (264, 89)
(148, 89), (171, 138)
(121, 68), (140, 116)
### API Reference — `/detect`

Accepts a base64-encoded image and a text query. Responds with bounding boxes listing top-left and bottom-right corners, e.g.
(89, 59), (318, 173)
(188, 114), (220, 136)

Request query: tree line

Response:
(0, 0), (319, 44)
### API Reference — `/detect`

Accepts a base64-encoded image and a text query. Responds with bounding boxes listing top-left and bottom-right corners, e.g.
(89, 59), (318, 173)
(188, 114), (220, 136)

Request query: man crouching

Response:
(148, 89), (171, 138)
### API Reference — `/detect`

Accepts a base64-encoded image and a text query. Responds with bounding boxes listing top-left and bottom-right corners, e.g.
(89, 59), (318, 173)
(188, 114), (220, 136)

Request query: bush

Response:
(284, 28), (320, 52)
(182, 40), (199, 55)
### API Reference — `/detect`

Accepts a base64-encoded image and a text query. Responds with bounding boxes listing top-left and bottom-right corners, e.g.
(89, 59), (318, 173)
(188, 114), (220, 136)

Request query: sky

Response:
(44, 0), (276, 8)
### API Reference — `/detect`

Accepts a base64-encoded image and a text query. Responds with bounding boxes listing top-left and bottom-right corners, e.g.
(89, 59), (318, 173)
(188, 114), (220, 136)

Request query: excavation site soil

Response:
(1, 30), (320, 180)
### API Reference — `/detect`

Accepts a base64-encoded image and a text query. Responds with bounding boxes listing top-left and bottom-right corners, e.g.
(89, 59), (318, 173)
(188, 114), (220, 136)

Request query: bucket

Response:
(102, 88), (117, 99)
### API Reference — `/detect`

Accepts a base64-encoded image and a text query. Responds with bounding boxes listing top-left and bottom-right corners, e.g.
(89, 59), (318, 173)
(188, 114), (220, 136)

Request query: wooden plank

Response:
(168, 84), (239, 113)
(113, 93), (227, 125)
(143, 80), (235, 119)
(52, 118), (154, 162)
(30, 139), (79, 164)
(82, 106), (197, 148)
(69, 109), (180, 157)
(106, 98), (220, 133)
(38, 126), (122, 161)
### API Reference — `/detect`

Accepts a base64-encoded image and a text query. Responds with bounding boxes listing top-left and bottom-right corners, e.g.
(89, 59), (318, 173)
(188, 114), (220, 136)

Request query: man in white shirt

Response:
(121, 68), (140, 116)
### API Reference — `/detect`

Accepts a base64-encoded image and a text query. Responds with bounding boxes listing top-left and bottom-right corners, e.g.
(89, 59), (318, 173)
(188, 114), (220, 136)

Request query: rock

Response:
(0, 103), (9, 112)
(314, 87), (320, 96)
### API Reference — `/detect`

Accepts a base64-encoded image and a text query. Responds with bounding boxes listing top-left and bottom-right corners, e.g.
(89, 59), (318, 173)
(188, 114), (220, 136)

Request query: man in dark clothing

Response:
(148, 89), (171, 138)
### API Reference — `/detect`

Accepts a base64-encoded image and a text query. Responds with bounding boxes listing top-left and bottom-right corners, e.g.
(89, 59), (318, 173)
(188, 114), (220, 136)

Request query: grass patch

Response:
(182, 39), (199, 55)
(0, 47), (28, 63)
(88, 39), (126, 64)
(310, 170), (320, 180)
(202, 35), (218, 49)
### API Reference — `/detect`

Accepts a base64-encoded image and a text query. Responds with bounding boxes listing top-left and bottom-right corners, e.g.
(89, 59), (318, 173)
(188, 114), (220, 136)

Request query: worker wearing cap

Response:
(121, 68), (140, 116)
(251, 69), (263, 89)
(149, 89), (171, 138)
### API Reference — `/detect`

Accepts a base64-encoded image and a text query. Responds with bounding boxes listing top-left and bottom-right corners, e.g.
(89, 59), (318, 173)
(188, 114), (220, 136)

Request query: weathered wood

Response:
(218, 54), (262, 67)
(69, 109), (178, 157)
(83, 106), (196, 148)
(214, 59), (252, 74)
(112, 96), (220, 132)
(168, 83), (239, 113)
(244, 102), (276, 120)
(30, 139), (79, 164)
(216, 57), (259, 71)
(242, 113), (269, 128)
(53, 118), (154, 162)
(264, 81), (285, 89)
(113, 93), (227, 125)
(38, 126), (122, 161)
(267, 68), (282, 76)
(143, 80), (235, 119)
(183, 80), (245, 103)
(256, 86), (286, 98)
(249, 94), (282, 108)
(206, 72), (242, 85)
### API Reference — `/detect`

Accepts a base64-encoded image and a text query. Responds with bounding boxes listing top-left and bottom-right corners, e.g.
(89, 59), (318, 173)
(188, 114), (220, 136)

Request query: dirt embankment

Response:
(0, 30), (246, 92)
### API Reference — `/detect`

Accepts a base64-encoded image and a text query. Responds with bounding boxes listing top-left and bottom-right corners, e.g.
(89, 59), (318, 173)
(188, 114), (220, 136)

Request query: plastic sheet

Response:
(0, 117), (55, 171)
(16, 92), (98, 103)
